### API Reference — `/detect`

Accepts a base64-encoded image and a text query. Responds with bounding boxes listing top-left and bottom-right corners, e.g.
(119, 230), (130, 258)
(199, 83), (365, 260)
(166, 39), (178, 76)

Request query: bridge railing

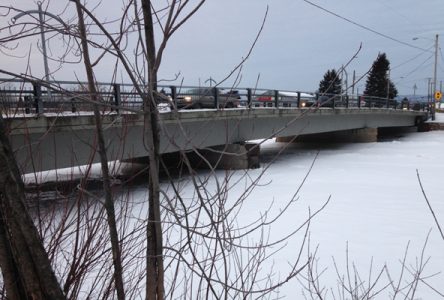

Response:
(0, 78), (429, 115)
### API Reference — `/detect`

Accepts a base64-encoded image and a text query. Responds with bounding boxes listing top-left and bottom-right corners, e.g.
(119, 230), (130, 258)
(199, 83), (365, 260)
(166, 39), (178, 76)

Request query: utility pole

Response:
(341, 65), (348, 101)
(433, 34), (439, 95)
(352, 70), (356, 95)
(427, 78), (432, 101)
(432, 34), (438, 119)
(386, 69), (390, 100)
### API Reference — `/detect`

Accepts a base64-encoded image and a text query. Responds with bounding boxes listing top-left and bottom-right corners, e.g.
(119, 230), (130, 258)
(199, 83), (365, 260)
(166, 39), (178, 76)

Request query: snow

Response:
(231, 121), (444, 298)
(432, 110), (444, 122)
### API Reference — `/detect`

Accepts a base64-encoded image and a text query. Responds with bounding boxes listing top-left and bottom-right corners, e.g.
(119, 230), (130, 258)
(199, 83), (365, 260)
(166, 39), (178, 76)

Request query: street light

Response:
(205, 77), (216, 87)
(11, 1), (68, 98)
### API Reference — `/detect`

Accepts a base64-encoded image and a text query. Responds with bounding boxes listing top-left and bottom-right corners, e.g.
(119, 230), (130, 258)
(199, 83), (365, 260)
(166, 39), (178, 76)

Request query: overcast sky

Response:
(1, 0), (443, 96)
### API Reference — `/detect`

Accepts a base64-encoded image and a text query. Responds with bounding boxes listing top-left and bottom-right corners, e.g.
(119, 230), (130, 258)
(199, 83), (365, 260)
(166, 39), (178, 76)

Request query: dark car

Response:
(173, 88), (240, 109)
(318, 93), (345, 108)
(253, 90), (317, 108)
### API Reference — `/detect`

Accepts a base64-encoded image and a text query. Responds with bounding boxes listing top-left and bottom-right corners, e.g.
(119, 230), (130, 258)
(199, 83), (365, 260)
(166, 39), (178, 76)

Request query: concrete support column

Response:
(196, 143), (260, 170)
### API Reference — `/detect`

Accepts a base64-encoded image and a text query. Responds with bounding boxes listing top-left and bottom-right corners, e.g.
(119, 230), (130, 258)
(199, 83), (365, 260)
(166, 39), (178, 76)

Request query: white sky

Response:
(1, 0), (443, 96)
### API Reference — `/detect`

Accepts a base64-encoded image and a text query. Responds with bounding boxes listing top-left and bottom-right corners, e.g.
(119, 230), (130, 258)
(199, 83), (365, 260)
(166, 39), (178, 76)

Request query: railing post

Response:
(71, 97), (76, 113)
(170, 86), (177, 110)
(274, 90), (279, 108)
(297, 92), (301, 108)
(386, 97), (389, 109)
(213, 87), (219, 109)
(24, 95), (32, 114)
(113, 83), (121, 113)
(346, 95), (349, 108)
(33, 81), (43, 114)
(247, 88), (252, 109)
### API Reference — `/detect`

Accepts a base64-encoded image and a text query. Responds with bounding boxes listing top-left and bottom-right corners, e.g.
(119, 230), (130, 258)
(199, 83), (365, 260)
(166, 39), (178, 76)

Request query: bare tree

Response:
(2, 1), (442, 300)
(71, 0), (125, 298)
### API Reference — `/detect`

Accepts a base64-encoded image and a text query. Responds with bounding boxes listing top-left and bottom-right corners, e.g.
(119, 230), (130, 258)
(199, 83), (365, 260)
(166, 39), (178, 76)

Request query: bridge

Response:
(0, 79), (429, 173)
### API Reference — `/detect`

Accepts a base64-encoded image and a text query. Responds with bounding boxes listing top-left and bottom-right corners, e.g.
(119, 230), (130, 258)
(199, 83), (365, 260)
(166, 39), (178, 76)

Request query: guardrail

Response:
(0, 78), (429, 115)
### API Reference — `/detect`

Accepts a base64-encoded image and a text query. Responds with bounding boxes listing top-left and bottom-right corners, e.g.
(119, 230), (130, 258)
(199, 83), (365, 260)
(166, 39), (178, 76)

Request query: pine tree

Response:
(364, 53), (398, 99)
(319, 69), (342, 95)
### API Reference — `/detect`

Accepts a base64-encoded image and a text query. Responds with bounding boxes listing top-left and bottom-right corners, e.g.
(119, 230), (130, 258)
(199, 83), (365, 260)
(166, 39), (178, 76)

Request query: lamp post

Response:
(11, 2), (67, 99)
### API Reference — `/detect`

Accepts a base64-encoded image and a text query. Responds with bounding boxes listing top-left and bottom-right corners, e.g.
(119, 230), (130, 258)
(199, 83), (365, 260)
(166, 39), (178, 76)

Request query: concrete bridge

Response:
(5, 107), (427, 173)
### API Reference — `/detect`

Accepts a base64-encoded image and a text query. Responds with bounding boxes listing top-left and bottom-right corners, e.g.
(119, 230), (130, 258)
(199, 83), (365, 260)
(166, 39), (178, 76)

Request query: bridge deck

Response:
(5, 107), (428, 173)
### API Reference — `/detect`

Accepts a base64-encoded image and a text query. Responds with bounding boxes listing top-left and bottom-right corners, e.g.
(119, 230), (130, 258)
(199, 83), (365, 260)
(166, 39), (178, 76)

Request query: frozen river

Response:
(232, 118), (444, 298)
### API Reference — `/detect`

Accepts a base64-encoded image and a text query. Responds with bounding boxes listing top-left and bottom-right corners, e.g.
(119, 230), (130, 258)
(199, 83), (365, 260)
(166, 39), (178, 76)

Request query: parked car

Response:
(173, 88), (240, 109)
(253, 90), (317, 108)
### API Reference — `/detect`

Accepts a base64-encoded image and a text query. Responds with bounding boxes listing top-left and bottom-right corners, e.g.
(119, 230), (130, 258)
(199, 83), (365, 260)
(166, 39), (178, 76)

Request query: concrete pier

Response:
(121, 143), (260, 176)
(191, 143), (260, 170)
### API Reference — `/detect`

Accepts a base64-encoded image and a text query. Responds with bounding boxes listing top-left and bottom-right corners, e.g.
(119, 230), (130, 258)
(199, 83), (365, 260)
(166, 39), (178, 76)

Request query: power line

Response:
(301, 0), (431, 52)
(392, 45), (434, 70)
(372, 0), (428, 33)
(439, 47), (444, 73)
(398, 54), (434, 81)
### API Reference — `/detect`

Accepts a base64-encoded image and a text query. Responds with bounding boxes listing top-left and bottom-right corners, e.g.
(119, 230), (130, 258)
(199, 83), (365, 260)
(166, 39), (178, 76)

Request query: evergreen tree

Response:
(319, 69), (342, 95)
(364, 53), (398, 99)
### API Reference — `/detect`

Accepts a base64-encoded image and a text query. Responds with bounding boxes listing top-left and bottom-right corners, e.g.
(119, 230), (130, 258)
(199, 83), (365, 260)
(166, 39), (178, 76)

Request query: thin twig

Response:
(416, 169), (444, 240)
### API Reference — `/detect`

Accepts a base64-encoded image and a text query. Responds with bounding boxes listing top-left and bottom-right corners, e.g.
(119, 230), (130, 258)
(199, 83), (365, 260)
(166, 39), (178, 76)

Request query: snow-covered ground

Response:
(227, 117), (444, 298)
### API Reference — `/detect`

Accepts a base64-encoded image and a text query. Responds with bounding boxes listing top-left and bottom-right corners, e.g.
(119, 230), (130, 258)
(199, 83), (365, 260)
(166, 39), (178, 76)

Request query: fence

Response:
(0, 78), (429, 115)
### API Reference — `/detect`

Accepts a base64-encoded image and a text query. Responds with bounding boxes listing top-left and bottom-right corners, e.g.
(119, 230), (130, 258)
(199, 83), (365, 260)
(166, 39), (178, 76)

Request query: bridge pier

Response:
(277, 128), (378, 143)
(121, 143), (260, 176)
(191, 143), (260, 170)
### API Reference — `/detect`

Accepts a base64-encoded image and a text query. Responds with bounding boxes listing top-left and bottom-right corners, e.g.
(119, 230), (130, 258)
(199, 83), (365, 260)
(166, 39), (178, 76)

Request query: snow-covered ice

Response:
(231, 120), (444, 298)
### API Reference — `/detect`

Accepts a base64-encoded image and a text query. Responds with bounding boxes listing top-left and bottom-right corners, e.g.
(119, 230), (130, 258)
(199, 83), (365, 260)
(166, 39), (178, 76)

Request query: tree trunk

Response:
(0, 115), (65, 299)
(0, 209), (27, 299)
(72, 1), (125, 299)
(141, 1), (165, 299)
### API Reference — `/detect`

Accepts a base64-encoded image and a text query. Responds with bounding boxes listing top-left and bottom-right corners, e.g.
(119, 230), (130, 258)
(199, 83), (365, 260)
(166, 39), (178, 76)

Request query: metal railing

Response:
(0, 78), (429, 115)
